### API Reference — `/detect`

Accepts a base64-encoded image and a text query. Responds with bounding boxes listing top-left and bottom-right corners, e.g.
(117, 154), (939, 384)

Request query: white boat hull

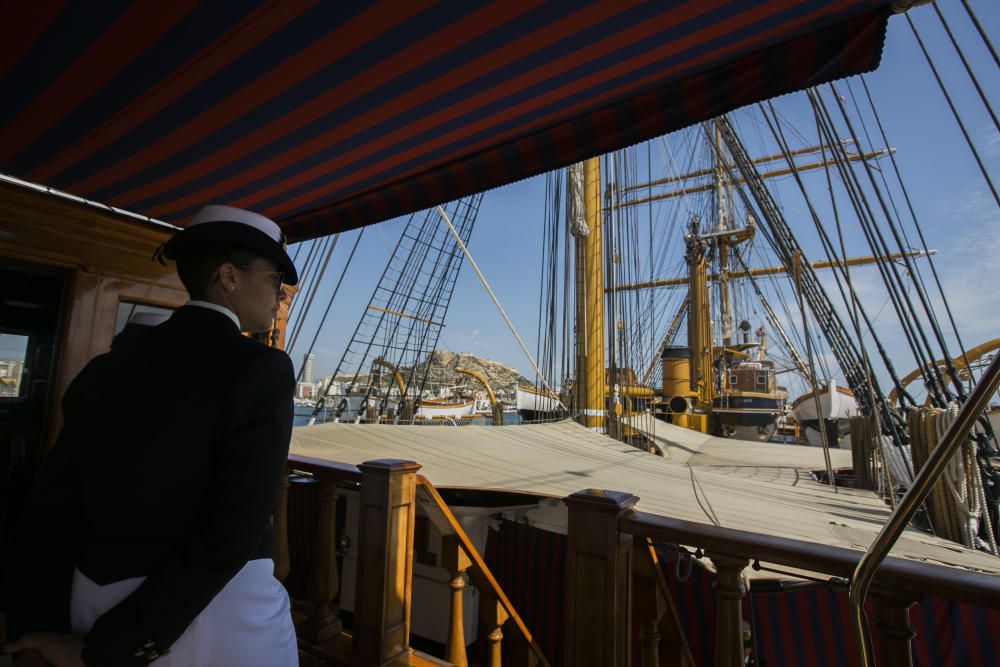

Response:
(791, 381), (858, 449)
(515, 386), (562, 414)
(416, 399), (476, 418)
(791, 380), (858, 424)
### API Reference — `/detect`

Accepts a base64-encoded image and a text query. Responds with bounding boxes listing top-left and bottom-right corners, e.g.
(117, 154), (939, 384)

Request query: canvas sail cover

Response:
(0, 1), (893, 240)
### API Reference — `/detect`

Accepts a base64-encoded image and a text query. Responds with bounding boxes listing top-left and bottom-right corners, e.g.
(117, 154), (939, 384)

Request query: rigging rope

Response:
(437, 206), (565, 408)
(828, 81), (966, 403)
(287, 238), (321, 320)
(817, 111), (890, 460)
(286, 233), (339, 355)
(906, 12), (1000, 208)
(932, 2), (999, 135)
(806, 90), (939, 409)
(298, 229), (365, 388)
(960, 0), (1000, 69)
(759, 99), (908, 404)
(856, 76), (974, 382)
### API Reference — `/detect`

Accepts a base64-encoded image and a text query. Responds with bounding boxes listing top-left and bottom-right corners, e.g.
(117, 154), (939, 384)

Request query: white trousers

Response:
(71, 559), (298, 667)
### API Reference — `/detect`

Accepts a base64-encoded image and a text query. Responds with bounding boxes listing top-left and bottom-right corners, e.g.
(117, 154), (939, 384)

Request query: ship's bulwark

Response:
(482, 517), (1000, 666)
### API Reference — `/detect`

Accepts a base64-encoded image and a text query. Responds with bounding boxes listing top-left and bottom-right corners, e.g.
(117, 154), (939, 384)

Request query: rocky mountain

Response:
(320, 350), (532, 395)
(410, 350), (532, 394)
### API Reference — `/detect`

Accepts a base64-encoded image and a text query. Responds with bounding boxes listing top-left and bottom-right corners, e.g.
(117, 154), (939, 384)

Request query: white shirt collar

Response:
(186, 300), (241, 331)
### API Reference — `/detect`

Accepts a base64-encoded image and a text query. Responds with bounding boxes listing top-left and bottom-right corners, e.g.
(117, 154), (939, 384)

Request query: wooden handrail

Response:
(416, 476), (550, 667)
(619, 510), (1000, 609)
(287, 453), (363, 483)
(277, 458), (547, 666)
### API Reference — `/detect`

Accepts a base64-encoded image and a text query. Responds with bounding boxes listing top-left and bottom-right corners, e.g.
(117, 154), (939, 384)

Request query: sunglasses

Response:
(236, 264), (285, 293)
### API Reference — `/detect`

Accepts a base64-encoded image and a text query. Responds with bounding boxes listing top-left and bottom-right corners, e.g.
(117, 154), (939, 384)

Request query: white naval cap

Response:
(159, 205), (298, 285)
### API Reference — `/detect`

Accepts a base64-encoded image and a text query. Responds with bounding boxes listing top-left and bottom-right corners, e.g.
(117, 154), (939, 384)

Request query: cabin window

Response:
(114, 302), (175, 336)
(0, 332), (30, 399)
(729, 374), (738, 386)
(756, 374), (767, 386)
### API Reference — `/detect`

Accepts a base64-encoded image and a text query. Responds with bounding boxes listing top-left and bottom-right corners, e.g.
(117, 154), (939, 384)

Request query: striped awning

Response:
(1, 1), (893, 241)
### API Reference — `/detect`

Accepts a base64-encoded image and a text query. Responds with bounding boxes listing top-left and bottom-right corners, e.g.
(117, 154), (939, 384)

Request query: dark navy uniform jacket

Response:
(6, 304), (295, 666)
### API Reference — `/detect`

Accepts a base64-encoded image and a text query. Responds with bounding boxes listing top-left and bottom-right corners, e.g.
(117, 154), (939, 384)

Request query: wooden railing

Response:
(276, 453), (1000, 667)
(563, 489), (1000, 667)
(274, 454), (549, 667)
(416, 478), (549, 667)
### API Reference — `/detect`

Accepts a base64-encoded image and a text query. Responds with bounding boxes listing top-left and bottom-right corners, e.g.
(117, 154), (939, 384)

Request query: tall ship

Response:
(2, 3), (999, 667)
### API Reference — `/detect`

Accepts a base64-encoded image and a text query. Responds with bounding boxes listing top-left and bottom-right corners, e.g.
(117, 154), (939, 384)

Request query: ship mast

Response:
(685, 217), (714, 424)
(715, 121), (734, 348)
(573, 157), (606, 431)
(683, 120), (757, 433)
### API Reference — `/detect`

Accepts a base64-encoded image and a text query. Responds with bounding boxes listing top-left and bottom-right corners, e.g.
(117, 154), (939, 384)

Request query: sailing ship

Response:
(3, 3), (1000, 667)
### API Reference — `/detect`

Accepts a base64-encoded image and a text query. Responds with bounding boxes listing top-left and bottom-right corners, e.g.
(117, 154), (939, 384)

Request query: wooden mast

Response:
(575, 157), (606, 431)
(685, 218), (713, 433)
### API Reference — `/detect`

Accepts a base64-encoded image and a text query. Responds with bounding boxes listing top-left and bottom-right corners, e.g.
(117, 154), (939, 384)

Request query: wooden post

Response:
(563, 489), (639, 667)
(273, 472), (291, 583)
(480, 594), (510, 667)
(872, 589), (920, 667)
(707, 552), (748, 667)
(352, 459), (421, 667)
(303, 479), (343, 642)
(632, 538), (666, 667)
(441, 535), (472, 667)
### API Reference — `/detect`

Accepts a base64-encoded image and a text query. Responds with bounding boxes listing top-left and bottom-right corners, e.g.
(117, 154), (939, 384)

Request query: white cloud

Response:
(452, 328), (490, 350)
(979, 124), (1000, 159)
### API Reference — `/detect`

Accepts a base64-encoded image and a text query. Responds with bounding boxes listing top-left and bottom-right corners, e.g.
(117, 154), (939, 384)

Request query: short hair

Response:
(175, 243), (261, 299)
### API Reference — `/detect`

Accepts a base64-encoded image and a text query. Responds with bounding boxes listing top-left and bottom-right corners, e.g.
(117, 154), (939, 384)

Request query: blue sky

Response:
(286, 1), (999, 401)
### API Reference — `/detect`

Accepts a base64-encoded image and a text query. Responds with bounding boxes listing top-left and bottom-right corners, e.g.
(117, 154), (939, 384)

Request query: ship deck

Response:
(290, 420), (1000, 578)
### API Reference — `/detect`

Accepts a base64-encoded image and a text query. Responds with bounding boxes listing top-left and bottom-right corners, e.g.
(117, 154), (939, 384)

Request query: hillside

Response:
(322, 350), (532, 395)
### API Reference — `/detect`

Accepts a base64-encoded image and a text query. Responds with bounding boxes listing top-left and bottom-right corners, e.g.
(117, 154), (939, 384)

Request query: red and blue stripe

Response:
(1, 1), (893, 240)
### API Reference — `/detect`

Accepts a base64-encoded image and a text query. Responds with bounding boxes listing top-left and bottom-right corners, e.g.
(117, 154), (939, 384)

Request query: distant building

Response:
(303, 353), (315, 385)
(297, 382), (315, 400)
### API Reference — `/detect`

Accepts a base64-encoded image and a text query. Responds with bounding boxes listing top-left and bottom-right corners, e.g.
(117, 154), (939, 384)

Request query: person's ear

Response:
(218, 262), (239, 292)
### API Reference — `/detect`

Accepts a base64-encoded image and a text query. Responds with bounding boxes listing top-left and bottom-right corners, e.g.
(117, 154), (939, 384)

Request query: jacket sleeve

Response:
(80, 350), (295, 666)
(4, 368), (89, 638)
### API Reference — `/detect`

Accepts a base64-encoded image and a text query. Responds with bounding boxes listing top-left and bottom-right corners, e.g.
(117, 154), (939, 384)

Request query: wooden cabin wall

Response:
(0, 182), (187, 461)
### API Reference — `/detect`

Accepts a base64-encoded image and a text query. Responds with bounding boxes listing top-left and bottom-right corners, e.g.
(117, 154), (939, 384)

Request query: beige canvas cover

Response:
(290, 420), (1000, 575)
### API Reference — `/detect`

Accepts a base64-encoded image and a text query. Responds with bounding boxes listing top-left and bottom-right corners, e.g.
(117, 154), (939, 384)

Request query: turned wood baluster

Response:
(480, 594), (510, 667)
(442, 534), (472, 667)
(707, 552), (748, 667)
(632, 538), (666, 667)
(303, 478), (343, 642)
(872, 589), (920, 667)
(273, 472), (291, 583)
(352, 459), (421, 667)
